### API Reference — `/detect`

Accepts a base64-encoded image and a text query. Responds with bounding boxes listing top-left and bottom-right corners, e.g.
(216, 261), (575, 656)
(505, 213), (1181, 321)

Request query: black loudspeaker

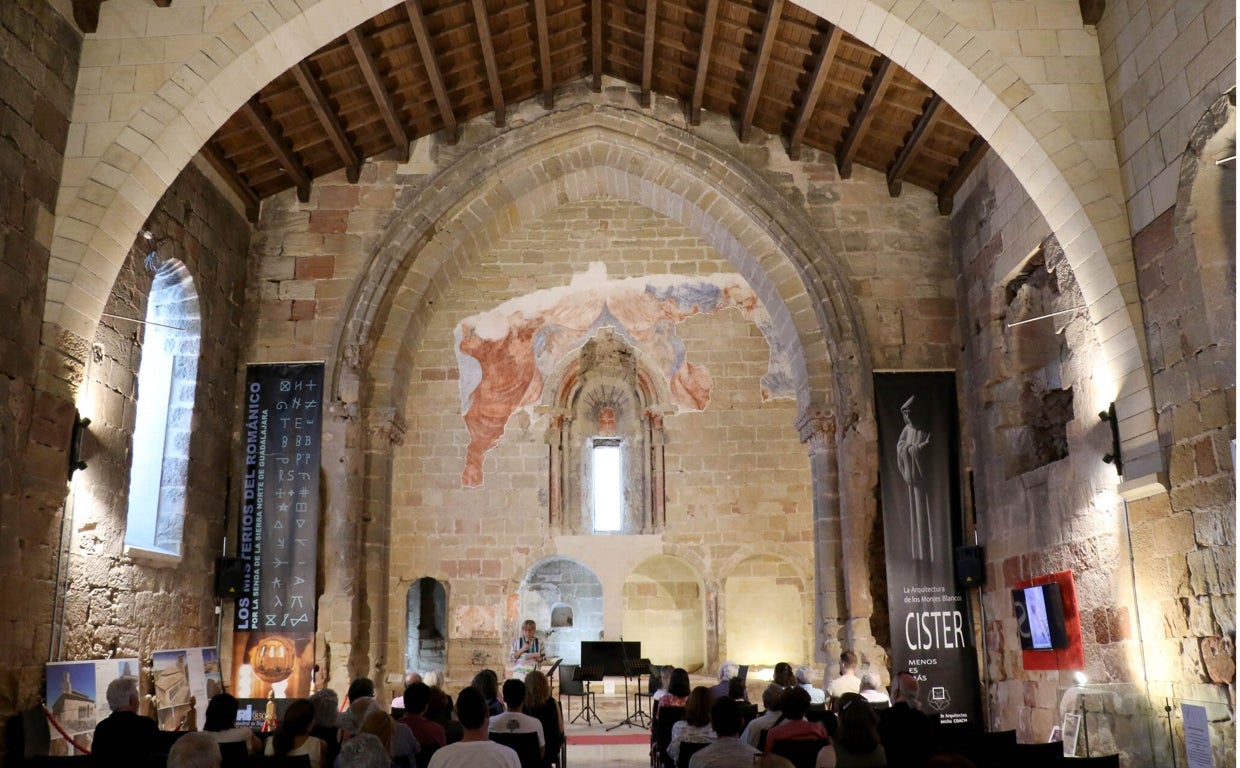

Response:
(215, 557), (245, 598)
(954, 545), (985, 588)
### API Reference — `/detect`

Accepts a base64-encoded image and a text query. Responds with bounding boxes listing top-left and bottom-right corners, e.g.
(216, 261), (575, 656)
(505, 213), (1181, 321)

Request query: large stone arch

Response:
(52, 0), (1160, 477)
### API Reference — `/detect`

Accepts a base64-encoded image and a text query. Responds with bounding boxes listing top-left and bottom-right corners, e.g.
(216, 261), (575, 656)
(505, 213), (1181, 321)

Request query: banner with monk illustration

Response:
(875, 372), (980, 727)
(230, 363), (323, 699)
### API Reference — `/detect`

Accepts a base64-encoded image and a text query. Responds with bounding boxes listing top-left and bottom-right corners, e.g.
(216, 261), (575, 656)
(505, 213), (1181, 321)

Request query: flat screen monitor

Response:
(1012, 582), (1070, 650)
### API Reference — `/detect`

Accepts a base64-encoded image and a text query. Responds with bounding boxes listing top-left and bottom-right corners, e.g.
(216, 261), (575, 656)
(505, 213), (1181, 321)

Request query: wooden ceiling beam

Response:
(887, 93), (943, 196)
(199, 142), (260, 222)
(469, 0), (507, 126)
(836, 56), (894, 179)
(404, 0), (460, 139)
(688, 0), (720, 126)
(533, 0), (555, 107)
(240, 98), (312, 202)
(737, 0), (784, 142)
(640, 0), (659, 107)
(937, 134), (989, 215)
(787, 22), (841, 160)
(292, 62), (363, 183)
(346, 29), (411, 161)
(591, 0), (604, 91)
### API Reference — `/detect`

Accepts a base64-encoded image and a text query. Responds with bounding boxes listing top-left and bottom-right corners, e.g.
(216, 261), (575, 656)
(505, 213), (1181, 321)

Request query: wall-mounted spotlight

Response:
(68, 410), (91, 479)
(1098, 403), (1123, 476)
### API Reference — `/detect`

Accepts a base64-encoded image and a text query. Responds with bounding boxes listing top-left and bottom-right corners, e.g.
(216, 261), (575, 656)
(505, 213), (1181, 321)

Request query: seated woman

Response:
(667, 686), (716, 765)
(472, 669), (504, 717)
(265, 698), (327, 768)
(815, 694), (885, 768)
(202, 693), (263, 754)
(764, 687), (828, 754)
(658, 668), (692, 708)
(523, 670), (563, 767)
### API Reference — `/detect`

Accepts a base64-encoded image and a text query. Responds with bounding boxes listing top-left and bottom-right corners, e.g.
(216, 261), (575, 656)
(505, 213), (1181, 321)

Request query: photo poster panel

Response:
(230, 362), (324, 699)
(45, 658), (140, 755)
(151, 646), (225, 731)
(1015, 570), (1085, 670)
(875, 372), (980, 727)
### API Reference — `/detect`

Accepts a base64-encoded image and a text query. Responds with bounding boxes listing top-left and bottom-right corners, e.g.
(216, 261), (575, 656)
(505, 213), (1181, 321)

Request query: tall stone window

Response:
(547, 329), (668, 534)
(124, 259), (200, 562)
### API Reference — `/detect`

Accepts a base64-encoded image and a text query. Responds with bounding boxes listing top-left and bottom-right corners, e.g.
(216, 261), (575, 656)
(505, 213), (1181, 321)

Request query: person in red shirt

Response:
(763, 686), (828, 754)
(397, 681), (448, 754)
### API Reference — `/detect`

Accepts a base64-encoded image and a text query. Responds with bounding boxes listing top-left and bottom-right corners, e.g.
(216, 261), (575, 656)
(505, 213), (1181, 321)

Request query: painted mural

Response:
(455, 264), (795, 486)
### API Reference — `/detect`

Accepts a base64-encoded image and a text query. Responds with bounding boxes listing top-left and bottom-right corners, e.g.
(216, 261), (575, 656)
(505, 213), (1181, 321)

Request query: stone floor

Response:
(560, 679), (657, 768)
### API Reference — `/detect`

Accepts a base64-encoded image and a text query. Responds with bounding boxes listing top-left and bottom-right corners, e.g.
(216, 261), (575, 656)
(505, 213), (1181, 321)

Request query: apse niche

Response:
(405, 578), (447, 675)
(517, 557), (604, 665)
(623, 555), (705, 672)
(724, 555), (804, 665)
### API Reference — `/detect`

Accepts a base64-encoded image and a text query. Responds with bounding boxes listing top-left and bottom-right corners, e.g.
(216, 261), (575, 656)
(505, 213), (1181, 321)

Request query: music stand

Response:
(610, 657), (652, 730)
(545, 658), (562, 696)
(571, 665), (603, 725)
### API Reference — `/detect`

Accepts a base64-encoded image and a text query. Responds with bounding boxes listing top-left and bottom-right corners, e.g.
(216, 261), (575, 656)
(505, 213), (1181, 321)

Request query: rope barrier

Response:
(41, 701), (92, 754)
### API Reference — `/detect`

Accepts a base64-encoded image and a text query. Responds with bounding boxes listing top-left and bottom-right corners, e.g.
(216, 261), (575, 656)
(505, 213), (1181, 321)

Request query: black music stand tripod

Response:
(571, 665), (603, 726)
(607, 645), (650, 730)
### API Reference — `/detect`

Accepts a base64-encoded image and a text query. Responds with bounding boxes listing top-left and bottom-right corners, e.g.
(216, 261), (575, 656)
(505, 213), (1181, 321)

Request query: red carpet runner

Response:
(567, 732), (650, 746)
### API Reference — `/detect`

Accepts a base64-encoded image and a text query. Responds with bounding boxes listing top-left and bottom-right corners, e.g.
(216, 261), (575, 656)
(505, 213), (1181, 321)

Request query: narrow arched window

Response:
(124, 259), (200, 563)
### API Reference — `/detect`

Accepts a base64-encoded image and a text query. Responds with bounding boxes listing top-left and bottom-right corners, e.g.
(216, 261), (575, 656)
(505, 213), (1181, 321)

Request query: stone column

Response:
(798, 410), (843, 664)
(838, 408), (885, 672)
(319, 363), (367, 691)
(365, 405), (405, 697)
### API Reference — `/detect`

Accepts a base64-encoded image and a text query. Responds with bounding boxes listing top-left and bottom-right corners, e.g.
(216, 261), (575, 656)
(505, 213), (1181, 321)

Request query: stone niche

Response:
(517, 557), (604, 664)
(405, 577), (447, 674)
(622, 555), (705, 671)
(724, 554), (805, 665)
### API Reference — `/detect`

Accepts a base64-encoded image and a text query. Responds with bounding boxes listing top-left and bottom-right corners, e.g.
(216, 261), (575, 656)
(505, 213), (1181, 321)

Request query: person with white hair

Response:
(708, 659), (746, 701)
(167, 731), (222, 768)
(858, 671), (889, 706)
(338, 733), (391, 768)
(92, 676), (160, 760)
(795, 665), (826, 704)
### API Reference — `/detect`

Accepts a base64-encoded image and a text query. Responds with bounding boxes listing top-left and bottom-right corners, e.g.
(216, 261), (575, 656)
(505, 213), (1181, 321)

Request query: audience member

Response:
(91, 676), (159, 760)
(763, 687), (827, 754)
(858, 672), (889, 707)
(652, 665), (675, 702)
(668, 686), (716, 764)
(167, 731), (221, 768)
(727, 678), (747, 702)
(741, 684), (785, 750)
(355, 698), (419, 764)
(422, 670), (445, 689)
(338, 733), (391, 768)
(347, 677), (377, 705)
(203, 693), (263, 754)
(877, 671), (938, 768)
(309, 688), (343, 765)
(426, 686), (464, 744)
(397, 681), (448, 752)
(427, 686), (520, 768)
(688, 696), (760, 768)
(489, 678), (545, 758)
(659, 668), (692, 708)
(772, 663), (796, 689)
(826, 652), (861, 704)
(523, 670), (564, 767)
(265, 698), (326, 768)
(391, 672), (423, 713)
(473, 669), (505, 717)
(708, 661), (741, 700)
(795, 665), (826, 705)
(815, 693), (884, 767)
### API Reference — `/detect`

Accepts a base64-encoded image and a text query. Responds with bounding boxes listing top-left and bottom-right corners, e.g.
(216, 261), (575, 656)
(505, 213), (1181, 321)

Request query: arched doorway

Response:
(405, 578), (447, 674)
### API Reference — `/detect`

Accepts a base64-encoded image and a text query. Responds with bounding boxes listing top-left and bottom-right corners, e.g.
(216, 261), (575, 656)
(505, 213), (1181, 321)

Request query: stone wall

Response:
(0, 0), (82, 734)
(58, 160), (251, 672)
(1097, 0), (1235, 233)
(952, 104), (1235, 764)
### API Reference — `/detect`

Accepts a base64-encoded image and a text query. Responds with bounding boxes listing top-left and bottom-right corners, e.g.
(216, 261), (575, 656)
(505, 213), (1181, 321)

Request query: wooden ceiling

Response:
(84, 0), (1017, 221)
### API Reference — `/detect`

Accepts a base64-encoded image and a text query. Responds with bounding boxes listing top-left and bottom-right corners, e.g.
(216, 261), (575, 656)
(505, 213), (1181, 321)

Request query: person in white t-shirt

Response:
(428, 687), (520, 768)
(489, 678), (545, 758)
(826, 651), (862, 706)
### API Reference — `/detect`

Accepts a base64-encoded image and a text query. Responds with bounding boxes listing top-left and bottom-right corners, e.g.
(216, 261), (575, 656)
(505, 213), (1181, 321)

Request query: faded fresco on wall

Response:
(455, 264), (794, 485)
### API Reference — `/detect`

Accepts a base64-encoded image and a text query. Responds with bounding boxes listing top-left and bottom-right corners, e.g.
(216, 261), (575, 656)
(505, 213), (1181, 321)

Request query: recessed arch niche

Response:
(517, 557), (604, 665)
(405, 578), (447, 674)
(623, 555), (705, 672)
(723, 554), (806, 666)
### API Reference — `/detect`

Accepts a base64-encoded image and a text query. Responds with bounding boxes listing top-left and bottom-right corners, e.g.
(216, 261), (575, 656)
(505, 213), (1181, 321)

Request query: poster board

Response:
(45, 658), (140, 756)
(151, 646), (224, 730)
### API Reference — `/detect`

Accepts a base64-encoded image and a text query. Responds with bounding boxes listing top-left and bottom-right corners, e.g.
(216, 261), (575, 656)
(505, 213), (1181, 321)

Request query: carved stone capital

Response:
(366, 407), (407, 446)
(796, 410), (835, 451)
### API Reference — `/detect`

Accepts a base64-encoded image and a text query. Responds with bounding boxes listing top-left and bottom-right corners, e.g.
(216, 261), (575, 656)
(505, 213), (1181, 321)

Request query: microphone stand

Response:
(608, 637), (648, 730)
